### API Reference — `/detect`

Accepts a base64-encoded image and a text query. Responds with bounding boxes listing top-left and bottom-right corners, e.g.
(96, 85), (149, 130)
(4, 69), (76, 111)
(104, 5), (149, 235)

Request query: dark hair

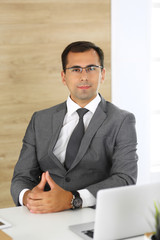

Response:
(61, 41), (104, 72)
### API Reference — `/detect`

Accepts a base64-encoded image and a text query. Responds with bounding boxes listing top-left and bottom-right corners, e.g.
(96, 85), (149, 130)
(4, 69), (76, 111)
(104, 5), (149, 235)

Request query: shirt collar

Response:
(66, 94), (101, 117)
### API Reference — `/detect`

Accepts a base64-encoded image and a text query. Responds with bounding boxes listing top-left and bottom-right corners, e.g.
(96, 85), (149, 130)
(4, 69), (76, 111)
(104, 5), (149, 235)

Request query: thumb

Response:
(37, 172), (47, 190)
(45, 171), (57, 190)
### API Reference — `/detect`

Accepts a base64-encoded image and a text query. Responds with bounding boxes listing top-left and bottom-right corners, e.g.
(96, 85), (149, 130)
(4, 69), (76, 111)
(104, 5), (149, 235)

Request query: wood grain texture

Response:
(0, 0), (111, 208)
(0, 230), (12, 240)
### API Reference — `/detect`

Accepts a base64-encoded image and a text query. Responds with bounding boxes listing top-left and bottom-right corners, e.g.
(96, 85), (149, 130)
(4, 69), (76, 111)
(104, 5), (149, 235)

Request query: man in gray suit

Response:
(11, 41), (138, 214)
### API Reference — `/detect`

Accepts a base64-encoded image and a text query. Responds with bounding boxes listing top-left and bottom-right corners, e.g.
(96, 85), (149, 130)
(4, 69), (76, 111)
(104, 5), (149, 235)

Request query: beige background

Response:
(0, 0), (111, 208)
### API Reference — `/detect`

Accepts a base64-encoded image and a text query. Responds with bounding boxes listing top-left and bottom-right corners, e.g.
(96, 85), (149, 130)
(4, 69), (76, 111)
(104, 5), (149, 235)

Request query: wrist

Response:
(65, 191), (73, 210)
(23, 190), (31, 206)
(70, 191), (83, 209)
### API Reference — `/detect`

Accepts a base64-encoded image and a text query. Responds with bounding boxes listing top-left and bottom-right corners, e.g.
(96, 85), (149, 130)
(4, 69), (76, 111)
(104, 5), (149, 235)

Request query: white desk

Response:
(0, 206), (144, 240)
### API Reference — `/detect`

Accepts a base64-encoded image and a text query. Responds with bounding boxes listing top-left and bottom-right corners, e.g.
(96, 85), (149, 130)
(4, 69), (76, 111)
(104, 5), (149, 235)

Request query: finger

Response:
(37, 172), (47, 190)
(28, 192), (43, 201)
(27, 198), (55, 214)
(28, 203), (59, 214)
(45, 171), (57, 190)
(27, 196), (45, 212)
(27, 203), (46, 214)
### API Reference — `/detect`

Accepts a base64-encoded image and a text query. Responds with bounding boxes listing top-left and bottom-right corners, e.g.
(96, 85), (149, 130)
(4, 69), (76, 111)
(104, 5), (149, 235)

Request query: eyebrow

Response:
(69, 64), (98, 68)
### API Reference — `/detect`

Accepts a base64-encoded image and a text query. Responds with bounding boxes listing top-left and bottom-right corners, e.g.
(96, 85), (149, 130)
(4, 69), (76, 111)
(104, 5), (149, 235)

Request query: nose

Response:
(80, 68), (88, 81)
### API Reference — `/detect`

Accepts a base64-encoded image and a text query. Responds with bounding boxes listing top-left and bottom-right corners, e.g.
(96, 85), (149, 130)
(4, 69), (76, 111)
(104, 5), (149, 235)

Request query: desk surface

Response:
(0, 206), (144, 240)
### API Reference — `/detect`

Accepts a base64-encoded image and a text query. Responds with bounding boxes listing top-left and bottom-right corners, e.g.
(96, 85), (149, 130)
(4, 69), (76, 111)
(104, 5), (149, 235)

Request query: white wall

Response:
(111, 0), (151, 184)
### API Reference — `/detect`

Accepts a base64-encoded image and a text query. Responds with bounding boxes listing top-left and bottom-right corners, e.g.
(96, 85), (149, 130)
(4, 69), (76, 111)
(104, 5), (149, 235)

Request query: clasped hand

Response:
(23, 171), (73, 214)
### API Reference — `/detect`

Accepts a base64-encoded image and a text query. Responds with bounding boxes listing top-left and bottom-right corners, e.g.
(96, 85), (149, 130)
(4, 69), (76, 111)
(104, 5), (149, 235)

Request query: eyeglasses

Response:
(65, 65), (103, 74)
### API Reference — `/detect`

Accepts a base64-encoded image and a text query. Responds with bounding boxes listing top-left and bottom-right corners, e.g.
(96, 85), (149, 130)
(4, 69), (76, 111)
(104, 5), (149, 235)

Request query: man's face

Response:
(61, 49), (105, 107)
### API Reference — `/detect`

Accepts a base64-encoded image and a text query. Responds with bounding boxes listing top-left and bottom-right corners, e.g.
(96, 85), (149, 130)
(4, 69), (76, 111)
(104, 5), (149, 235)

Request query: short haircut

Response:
(61, 41), (104, 72)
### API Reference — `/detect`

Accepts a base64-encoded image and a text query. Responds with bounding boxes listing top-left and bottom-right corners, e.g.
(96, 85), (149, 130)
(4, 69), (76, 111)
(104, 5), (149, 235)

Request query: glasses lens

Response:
(86, 66), (97, 73)
(70, 67), (81, 73)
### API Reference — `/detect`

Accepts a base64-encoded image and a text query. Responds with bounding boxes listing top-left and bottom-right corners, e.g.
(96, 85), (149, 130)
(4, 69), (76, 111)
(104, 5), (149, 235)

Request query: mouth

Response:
(77, 85), (91, 90)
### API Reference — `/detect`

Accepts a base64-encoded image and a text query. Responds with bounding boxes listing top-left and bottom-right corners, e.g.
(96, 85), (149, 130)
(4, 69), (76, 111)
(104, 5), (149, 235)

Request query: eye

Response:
(86, 66), (96, 72)
(71, 68), (81, 73)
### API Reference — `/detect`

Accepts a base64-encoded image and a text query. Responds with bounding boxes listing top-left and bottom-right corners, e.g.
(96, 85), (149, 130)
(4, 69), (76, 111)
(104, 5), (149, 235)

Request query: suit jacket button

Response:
(65, 177), (71, 182)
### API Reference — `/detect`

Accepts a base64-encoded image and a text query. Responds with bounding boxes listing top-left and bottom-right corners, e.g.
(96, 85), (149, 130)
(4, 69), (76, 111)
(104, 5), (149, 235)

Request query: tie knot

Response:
(77, 108), (88, 118)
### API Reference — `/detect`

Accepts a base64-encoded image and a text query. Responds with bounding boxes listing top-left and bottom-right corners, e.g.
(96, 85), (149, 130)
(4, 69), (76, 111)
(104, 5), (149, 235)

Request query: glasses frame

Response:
(64, 65), (103, 73)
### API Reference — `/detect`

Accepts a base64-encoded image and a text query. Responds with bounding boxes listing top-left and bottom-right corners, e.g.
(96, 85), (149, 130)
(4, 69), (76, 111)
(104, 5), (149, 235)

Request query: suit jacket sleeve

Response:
(86, 112), (138, 197)
(10, 112), (42, 205)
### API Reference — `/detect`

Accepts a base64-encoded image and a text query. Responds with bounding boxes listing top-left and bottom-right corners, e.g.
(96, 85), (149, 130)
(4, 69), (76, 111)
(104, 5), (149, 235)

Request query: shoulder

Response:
(100, 97), (136, 123)
(29, 101), (67, 124)
(35, 101), (66, 116)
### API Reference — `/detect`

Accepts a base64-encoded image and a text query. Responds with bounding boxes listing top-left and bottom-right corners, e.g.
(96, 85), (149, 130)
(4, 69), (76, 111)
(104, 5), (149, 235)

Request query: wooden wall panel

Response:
(0, 0), (111, 208)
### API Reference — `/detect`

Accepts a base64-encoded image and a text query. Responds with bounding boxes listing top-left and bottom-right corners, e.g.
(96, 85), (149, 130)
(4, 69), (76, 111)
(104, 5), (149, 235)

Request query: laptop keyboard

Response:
(82, 229), (94, 238)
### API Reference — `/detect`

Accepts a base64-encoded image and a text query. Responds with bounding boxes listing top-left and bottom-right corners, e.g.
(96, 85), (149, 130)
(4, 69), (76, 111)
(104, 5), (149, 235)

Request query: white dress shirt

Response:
(19, 94), (101, 207)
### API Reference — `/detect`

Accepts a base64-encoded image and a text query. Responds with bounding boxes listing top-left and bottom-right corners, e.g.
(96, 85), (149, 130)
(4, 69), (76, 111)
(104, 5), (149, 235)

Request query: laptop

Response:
(69, 182), (160, 240)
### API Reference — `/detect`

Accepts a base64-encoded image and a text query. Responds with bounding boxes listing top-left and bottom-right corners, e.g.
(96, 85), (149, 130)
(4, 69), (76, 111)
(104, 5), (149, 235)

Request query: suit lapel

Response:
(48, 102), (67, 173)
(69, 97), (108, 171)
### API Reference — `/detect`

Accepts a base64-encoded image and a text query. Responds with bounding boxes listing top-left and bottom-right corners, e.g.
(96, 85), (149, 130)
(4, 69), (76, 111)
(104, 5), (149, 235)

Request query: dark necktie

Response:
(64, 108), (88, 170)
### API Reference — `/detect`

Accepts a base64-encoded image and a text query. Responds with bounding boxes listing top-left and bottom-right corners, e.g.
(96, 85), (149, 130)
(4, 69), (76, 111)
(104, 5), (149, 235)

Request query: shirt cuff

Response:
(78, 189), (96, 208)
(19, 189), (29, 206)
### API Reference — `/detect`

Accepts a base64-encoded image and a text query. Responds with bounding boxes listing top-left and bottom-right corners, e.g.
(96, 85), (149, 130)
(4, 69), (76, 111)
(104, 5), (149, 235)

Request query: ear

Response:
(61, 71), (66, 85)
(100, 68), (106, 84)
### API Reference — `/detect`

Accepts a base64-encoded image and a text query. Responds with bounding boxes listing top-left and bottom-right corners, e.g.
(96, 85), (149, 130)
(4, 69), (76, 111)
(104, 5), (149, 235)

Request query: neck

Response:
(70, 95), (98, 108)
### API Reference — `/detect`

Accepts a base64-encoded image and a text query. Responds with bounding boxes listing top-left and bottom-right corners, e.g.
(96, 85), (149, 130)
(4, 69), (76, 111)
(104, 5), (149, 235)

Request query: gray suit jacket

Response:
(11, 96), (138, 206)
